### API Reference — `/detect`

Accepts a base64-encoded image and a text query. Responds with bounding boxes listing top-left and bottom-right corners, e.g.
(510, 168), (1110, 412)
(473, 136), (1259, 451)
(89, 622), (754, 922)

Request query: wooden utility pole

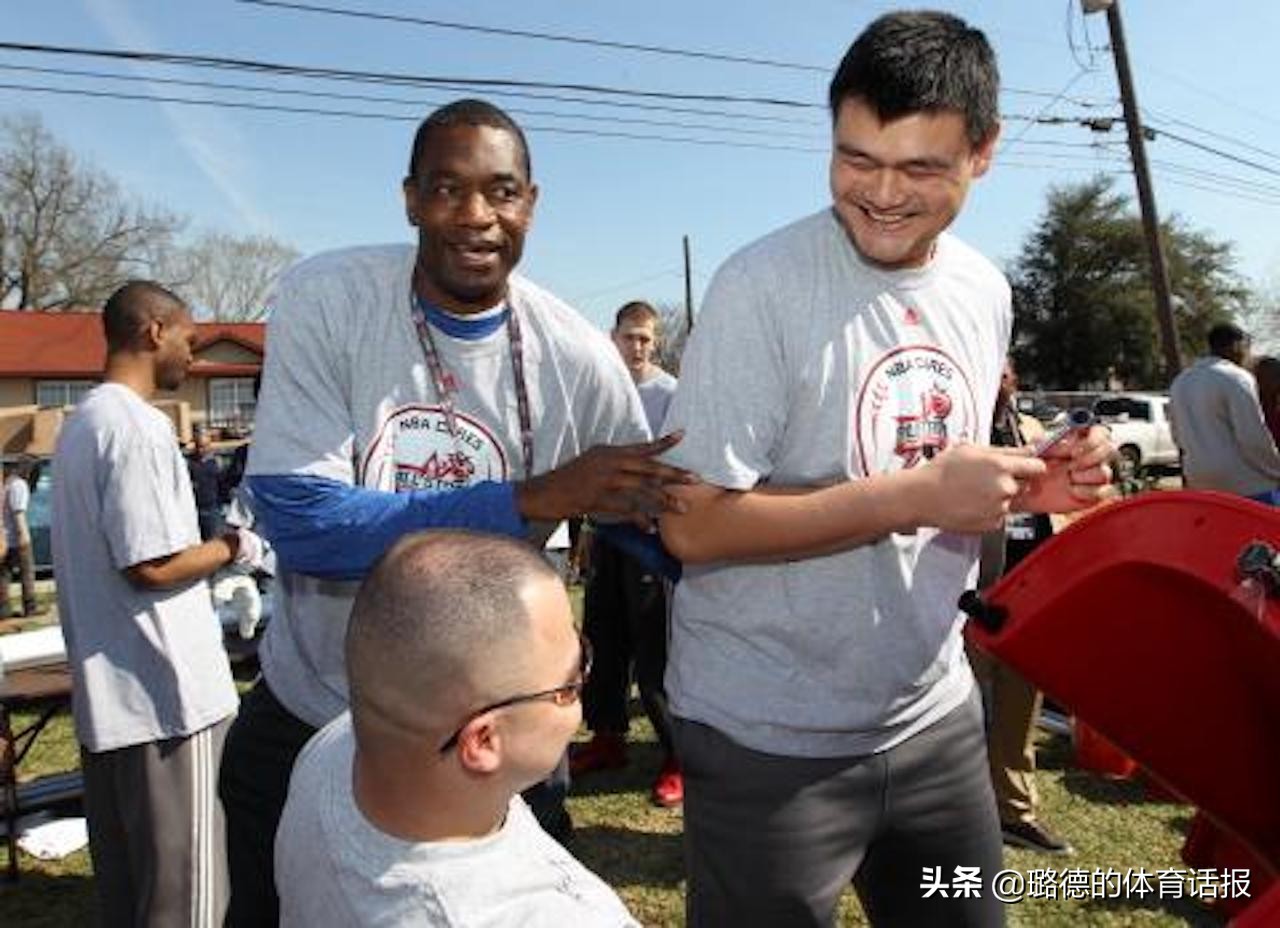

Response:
(1097, 0), (1183, 380)
(683, 235), (694, 332)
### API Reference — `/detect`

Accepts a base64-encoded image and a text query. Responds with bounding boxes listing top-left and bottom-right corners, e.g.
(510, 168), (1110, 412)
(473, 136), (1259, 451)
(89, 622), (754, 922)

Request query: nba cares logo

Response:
(853, 345), (979, 476)
(362, 404), (509, 492)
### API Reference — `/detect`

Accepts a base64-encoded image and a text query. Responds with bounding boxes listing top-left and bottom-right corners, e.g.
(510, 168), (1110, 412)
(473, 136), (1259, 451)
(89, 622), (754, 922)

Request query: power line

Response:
(0, 63), (825, 140)
(1142, 107), (1280, 166)
(0, 81), (831, 154)
(235, 0), (828, 74)
(0, 41), (822, 110)
(1150, 125), (1280, 179)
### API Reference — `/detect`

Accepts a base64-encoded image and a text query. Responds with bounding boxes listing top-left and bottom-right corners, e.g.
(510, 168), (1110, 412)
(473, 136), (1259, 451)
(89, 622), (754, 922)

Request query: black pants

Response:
(219, 679), (574, 927)
(581, 538), (675, 756)
(674, 693), (1005, 928)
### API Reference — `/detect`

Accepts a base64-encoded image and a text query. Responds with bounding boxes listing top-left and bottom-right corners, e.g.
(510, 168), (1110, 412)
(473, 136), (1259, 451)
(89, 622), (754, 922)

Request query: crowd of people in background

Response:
(22, 6), (1278, 928)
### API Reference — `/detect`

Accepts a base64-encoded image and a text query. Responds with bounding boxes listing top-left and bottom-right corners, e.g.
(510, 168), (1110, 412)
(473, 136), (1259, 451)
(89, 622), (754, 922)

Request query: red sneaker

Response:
(651, 758), (684, 808)
(569, 733), (628, 777)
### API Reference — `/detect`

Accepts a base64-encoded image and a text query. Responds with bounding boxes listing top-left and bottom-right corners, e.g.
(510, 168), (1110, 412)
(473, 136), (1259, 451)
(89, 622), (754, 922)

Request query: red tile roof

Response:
(0, 311), (265, 378)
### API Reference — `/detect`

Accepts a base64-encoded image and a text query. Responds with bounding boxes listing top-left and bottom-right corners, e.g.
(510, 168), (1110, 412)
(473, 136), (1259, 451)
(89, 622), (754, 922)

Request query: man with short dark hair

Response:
(219, 98), (693, 926)
(1170, 322), (1280, 505)
(659, 12), (1112, 926)
(52, 280), (266, 927)
(275, 531), (639, 927)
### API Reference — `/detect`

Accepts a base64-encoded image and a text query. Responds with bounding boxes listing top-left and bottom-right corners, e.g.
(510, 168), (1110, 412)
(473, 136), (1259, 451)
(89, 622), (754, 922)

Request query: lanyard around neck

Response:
(409, 290), (534, 481)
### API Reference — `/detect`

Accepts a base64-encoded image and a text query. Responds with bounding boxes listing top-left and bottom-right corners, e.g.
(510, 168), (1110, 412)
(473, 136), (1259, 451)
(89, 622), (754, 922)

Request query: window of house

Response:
(207, 377), (258, 430)
(35, 380), (97, 407)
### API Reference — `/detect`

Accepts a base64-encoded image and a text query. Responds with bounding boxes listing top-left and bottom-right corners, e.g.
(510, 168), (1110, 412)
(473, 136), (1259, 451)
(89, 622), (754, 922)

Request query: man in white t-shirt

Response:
(1169, 322), (1280, 505)
(659, 12), (1113, 927)
(2, 458), (39, 618)
(573, 301), (682, 807)
(51, 281), (267, 927)
(276, 530), (638, 928)
(220, 99), (694, 926)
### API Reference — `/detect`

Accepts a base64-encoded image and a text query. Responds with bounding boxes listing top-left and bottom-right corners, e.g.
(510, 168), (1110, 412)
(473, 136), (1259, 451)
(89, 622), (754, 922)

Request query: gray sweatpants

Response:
(674, 692), (1005, 927)
(81, 716), (232, 928)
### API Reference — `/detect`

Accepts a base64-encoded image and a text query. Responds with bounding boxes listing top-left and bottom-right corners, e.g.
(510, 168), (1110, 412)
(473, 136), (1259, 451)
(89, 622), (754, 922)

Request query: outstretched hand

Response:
(516, 432), (699, 525)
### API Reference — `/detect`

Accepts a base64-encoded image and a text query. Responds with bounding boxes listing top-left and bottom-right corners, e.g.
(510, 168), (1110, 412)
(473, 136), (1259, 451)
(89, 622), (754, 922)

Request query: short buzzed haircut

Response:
(346, 531), (558, 735)
(102, 280), (187, 352)
(1207, 321), (1247, 355)
(614, 301), (660, 330)
(828, 10), (1000, 146)
(407, 98), (532, 181)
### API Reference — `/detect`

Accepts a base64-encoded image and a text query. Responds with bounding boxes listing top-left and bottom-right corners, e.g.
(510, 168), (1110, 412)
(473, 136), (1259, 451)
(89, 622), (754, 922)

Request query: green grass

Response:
(0, 582), (1230, 926)
(0, 705), (1228, 926)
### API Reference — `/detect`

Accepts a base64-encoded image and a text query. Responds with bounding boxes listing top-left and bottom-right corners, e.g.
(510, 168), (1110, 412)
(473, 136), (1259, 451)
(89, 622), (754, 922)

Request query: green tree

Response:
(1009, 176), (1249, 390)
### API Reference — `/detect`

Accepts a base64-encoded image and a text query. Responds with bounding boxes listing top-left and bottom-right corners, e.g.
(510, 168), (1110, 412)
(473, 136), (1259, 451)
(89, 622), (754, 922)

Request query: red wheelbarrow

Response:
(962, 490), (1280, 924)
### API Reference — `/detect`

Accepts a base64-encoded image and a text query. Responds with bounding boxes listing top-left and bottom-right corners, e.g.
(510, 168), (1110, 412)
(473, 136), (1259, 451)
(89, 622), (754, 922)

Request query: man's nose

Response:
(456, 190), (496, 225)
(865, 167), (906, 208)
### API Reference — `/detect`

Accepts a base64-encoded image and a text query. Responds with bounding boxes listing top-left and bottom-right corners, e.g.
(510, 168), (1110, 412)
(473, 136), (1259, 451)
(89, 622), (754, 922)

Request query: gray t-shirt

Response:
(276, 715), (640, 928)
(1169, 356), (1280, 497)
(249, 245), (651, 726)
(50, 383), (238, 752)
(663, 210), (1011, 758)
(635, 368), (677, 435)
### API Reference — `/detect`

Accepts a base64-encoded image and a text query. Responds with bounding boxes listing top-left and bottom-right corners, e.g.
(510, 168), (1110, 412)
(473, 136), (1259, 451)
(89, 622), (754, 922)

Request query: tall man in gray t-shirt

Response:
(219, 99), (694, 927)
(659, 13), (1113, 927)
(52, 281), (267, 927)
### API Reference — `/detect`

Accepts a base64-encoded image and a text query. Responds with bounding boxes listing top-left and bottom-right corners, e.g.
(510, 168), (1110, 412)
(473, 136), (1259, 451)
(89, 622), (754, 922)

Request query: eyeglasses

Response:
(438, 633), (593, 754)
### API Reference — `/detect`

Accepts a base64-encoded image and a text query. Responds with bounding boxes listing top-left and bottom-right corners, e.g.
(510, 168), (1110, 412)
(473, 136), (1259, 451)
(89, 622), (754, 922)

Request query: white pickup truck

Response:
(1091, 393), (1180, 480)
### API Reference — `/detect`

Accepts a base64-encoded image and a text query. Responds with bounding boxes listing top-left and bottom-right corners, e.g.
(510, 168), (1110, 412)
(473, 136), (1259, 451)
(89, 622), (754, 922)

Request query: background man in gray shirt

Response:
(52, 281), (266, 927)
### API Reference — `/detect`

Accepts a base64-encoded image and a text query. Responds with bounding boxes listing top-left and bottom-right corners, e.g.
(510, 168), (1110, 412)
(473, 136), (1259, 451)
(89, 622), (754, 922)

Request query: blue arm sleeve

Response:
(249, 475), (526, 581)
(594, 522), (683, 582)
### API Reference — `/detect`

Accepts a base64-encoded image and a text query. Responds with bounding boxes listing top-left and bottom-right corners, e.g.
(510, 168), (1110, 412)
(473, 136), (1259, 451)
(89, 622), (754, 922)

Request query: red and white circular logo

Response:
(853, 345), (979, 476)
(362, 405), (509, 492)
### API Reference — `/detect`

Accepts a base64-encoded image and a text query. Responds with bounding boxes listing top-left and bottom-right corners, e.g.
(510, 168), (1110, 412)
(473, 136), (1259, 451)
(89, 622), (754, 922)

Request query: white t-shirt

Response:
(663, 209), (1011, 758)
(3, 474), (29, 548)
(276, 715), (640, 928)
(50, 383), (238, 752)
(635, 368), (677, 435)
(249, 245), (651, 726)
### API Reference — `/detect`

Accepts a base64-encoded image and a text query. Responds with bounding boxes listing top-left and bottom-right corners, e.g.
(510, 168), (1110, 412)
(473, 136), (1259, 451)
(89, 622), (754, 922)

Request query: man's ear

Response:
(402, 176), (419, 227)
(146, 317), (165, 351)
(970, 123), (1002, 179)
(456, 716), (502, 775)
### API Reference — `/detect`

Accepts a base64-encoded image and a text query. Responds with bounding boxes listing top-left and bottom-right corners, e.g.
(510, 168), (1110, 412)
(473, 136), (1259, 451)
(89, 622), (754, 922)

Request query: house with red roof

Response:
(0, 310), (265, 453)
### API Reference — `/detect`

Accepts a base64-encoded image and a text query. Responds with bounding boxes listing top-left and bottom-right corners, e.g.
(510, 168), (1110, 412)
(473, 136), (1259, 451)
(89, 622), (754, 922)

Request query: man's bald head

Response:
(102, 280), (188, 353)
(346, 531), (559, 742)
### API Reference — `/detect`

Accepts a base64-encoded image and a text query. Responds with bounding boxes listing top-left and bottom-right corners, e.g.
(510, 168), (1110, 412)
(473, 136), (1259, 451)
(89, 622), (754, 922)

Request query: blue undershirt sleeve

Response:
(594, 522), (683, 582)
(249, 474), (526, 581)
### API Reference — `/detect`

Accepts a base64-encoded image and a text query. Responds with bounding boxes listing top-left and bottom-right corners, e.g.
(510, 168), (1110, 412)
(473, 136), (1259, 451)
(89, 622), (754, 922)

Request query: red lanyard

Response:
(410, 291), (535, 481)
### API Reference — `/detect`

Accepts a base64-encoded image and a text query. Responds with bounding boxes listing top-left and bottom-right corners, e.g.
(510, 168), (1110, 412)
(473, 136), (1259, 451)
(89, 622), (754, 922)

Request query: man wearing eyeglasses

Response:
(275, 531), (638, 927)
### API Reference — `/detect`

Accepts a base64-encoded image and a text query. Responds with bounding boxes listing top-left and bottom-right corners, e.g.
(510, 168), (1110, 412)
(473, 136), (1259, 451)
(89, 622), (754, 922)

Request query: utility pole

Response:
(683, 234), (695, 332)
(1087, 0), (1182, 380)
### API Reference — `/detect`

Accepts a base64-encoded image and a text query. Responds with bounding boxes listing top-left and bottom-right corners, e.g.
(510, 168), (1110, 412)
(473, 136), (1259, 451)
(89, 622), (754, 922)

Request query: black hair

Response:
(407, 98), (532, 181)
(101, 280), (187, 352)
(828, 10), (1000, 146)
(1207, 322), (1248, 355)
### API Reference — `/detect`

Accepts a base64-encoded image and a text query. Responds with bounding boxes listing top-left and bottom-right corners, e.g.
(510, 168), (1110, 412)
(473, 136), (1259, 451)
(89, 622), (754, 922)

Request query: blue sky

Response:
(5, 0), (1280, 330)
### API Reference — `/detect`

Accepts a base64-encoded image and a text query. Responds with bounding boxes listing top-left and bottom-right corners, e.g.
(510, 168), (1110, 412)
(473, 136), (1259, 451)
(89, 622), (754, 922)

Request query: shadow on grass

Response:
(571, 823), (685, 889)
(570, 739), (668, 800)
(0, 866), (95, 927)
(1037, 731), (1158, 806)
(1082, 890), (1224, 926)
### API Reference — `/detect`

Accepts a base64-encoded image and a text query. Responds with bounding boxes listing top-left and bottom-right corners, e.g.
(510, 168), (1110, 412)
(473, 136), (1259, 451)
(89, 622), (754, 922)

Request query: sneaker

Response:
(1001, 819), (1073, 855)
(651, 758), (684, 808)
(569, 733), (628, 777)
